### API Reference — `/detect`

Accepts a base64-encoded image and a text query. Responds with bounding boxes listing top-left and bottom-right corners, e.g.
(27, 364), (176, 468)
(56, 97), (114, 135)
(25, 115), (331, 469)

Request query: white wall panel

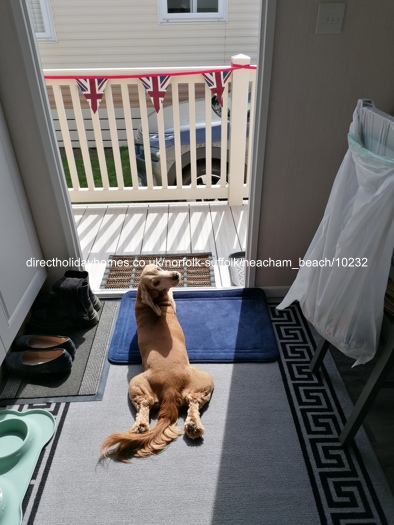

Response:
(36, 0), (260, 68)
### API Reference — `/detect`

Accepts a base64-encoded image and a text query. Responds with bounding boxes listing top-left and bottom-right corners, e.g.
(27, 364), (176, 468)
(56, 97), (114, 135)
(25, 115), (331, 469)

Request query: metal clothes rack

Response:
(310, 321), (394, 446)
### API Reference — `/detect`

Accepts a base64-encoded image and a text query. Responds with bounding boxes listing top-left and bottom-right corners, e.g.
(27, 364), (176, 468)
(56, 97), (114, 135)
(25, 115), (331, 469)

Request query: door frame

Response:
(2, 0), (277, 291)
(245, 0), (277, 288)
(0, 0), (82, 286)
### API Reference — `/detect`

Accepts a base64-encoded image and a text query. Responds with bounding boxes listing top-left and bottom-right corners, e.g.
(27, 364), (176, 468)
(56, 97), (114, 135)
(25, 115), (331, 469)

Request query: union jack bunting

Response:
(140, 75), (171, 113)
(202, 70), (232, 107)
(76, 78), (108, 114)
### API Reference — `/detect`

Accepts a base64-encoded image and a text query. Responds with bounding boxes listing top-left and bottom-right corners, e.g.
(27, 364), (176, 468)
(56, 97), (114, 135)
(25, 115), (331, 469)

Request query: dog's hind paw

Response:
(130, 422), (149, 434)
(184, 421), (204, 439)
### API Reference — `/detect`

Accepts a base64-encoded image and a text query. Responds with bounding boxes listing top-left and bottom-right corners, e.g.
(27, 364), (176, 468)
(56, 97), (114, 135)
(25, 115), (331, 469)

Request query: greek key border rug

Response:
(269, 303), (393, 524)
(8, 303), (394, 525)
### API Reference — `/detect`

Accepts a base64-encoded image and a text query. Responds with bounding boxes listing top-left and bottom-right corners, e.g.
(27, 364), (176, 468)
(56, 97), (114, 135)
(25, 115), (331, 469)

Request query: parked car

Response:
(135, 93), (248, 187)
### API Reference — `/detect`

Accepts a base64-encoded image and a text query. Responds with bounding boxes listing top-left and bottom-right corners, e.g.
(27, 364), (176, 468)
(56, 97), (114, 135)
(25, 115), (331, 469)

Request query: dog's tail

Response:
(100, 389), (182, 462)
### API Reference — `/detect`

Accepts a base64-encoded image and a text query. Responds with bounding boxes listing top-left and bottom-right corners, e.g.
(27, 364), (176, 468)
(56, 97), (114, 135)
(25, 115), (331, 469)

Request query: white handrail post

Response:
(228, 54), (251, 206)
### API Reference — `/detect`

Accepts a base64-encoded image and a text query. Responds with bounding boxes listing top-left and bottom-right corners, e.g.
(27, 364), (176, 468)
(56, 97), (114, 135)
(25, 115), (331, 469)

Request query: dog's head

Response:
(138, 264), (180, 316)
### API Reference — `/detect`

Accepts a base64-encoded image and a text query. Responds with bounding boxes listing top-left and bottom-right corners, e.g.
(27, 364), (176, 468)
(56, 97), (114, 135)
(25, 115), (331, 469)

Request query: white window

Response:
(27, 0), (57, 42)
(158, 0), (227, 23)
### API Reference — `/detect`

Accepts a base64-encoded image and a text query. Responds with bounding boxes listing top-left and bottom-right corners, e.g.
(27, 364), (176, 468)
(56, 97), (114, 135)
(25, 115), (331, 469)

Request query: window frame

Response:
(158, 0), (228, 24)
(27, 0), (57, 42)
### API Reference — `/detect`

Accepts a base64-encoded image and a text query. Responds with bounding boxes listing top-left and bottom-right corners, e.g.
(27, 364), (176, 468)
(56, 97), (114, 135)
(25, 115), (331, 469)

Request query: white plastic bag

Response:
(277, 100), (394, 366)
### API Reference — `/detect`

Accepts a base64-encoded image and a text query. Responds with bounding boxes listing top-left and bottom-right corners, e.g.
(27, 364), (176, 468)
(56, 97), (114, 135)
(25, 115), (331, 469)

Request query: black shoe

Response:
(64, 270), (101, 311)
(4, 349), (72, 377)
(29, 279), (99, 332)
(52, 276), (100, 324)
(12, 335), (76, 360)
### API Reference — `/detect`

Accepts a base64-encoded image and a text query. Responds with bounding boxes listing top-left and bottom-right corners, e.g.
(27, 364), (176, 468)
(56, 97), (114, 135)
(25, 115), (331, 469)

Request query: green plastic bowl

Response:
(0, 419), (29, 460)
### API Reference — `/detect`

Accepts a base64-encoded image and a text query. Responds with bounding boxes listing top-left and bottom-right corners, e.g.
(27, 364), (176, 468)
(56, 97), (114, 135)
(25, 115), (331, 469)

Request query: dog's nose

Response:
(172, 271), (180, 281)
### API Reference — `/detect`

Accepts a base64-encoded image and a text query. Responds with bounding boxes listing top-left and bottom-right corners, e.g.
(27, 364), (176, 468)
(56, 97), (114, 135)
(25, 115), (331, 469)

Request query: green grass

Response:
(61, 147), (133, 188)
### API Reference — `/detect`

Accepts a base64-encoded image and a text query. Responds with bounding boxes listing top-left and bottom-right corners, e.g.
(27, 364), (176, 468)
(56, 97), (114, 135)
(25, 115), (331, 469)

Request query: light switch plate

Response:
(316, 3), (346, 34)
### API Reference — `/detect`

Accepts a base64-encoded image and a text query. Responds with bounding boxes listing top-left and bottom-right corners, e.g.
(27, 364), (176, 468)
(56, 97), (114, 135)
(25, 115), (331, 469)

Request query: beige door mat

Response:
(100, 253), (215, 289)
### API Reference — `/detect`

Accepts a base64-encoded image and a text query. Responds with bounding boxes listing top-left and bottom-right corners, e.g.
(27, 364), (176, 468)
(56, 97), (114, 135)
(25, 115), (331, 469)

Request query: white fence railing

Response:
(44, 54), (256, 205)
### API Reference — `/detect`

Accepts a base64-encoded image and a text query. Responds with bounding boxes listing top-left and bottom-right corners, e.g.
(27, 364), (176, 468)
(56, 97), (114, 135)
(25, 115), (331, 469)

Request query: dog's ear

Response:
(140, 282), (162, 316)
(168, 288), (176, 314)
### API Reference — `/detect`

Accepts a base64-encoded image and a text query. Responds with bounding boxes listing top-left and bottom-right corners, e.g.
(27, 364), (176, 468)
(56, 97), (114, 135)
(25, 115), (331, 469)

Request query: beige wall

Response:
(38, 0), (260, 68)
(254, 0), (394, 288)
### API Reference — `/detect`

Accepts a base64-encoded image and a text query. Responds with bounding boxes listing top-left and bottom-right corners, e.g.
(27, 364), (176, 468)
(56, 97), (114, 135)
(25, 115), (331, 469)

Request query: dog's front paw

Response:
(184, 420), (204, 439)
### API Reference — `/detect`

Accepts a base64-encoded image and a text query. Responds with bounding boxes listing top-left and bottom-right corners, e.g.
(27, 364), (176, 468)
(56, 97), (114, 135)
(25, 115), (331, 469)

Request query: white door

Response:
(0, 102), (47, 362)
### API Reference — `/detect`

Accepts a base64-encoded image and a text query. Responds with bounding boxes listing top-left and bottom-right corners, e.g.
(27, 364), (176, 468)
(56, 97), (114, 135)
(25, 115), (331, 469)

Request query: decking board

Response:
(72, 201), (248, 291)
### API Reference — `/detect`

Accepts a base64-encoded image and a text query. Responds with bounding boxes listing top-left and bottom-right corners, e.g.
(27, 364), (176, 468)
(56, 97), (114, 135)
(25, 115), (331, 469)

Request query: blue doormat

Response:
(107, 288), (279, 364)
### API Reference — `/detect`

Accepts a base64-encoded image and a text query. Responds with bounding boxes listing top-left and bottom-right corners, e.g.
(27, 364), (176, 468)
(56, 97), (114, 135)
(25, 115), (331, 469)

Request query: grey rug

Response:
(9, 303), (394, 525)
(0, 301), (118, 405)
